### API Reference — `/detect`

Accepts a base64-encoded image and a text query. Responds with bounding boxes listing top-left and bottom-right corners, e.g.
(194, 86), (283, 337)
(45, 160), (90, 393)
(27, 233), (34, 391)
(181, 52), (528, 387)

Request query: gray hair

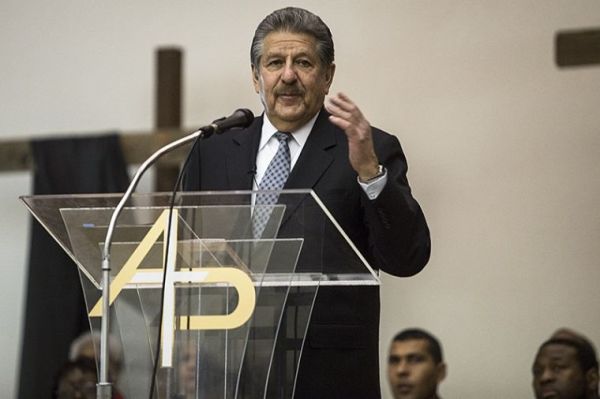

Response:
(250, 7), (335, 67)
(69, 331), (123, 367)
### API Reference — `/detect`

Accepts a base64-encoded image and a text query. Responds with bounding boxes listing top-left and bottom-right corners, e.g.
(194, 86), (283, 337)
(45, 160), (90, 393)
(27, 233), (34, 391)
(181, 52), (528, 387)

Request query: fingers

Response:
(326, 92), (371, 138)
(329, 93), (365, 125)
(326, 92), (358, 122)
(328, 92), (353, 110)
(325, 93), (379, 177)
(325, 98), (351, 130)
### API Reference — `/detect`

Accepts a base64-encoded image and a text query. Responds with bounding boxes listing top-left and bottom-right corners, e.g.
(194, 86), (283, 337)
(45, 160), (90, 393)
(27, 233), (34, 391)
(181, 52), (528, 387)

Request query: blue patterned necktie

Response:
(253, 131), (291, 238)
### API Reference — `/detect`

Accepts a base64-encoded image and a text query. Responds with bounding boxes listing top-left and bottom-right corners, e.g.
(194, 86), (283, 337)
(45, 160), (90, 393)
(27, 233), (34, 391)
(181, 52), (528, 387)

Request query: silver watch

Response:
(360, 164), (385, 183)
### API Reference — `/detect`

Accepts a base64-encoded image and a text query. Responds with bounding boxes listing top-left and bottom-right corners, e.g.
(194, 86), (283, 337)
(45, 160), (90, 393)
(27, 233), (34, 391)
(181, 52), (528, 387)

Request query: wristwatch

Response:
(359, 164), (385, 183)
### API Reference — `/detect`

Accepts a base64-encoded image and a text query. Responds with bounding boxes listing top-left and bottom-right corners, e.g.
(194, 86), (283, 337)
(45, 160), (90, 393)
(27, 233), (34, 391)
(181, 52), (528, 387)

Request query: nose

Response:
(538, 368), (555, 384)
(394, 360), (410, 376)
(281, 61), (297, 84)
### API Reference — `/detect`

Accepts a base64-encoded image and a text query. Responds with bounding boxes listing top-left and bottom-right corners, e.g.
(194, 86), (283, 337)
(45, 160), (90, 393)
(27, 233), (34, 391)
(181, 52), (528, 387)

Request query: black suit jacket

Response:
(183, 109), (430, 398)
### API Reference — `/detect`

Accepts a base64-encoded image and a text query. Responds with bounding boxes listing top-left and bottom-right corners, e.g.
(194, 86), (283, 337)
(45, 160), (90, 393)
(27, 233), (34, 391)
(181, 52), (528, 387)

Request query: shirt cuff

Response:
(357, 169), (388, 200)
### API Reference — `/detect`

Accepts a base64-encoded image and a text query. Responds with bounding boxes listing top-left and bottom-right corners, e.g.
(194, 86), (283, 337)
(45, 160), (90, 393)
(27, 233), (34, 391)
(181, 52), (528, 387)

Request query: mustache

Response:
(275, 86), (304, 96)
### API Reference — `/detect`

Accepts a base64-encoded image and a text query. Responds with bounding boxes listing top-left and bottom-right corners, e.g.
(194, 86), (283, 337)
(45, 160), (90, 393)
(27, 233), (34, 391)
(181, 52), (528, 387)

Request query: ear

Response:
(251, 64), (260, 93)
(436, 362), (447, 384)
(322, 63), (336, 94)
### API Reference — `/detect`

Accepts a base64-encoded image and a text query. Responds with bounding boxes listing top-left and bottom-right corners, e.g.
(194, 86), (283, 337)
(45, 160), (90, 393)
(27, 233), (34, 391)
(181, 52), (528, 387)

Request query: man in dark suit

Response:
(183, 6), (430, 398)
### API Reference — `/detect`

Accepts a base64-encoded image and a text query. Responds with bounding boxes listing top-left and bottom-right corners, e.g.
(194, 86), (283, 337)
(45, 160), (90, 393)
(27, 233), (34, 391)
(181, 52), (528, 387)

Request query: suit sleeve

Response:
(362, 130), (431, 277)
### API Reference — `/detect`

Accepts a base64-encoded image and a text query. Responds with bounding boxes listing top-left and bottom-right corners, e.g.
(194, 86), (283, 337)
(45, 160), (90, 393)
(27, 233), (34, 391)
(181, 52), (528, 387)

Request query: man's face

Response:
(252, 30), (335, 132)
(387, 339), (446, 399)
(532, 343), (588, 399)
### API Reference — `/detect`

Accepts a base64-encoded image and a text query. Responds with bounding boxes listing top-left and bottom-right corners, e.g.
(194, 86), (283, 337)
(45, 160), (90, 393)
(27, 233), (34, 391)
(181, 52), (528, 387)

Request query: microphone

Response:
(199, 108), (254, 137)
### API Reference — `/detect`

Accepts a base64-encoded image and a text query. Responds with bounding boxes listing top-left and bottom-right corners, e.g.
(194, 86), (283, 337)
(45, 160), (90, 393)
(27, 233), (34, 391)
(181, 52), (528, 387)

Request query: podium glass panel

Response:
(21, 190), (379, 398)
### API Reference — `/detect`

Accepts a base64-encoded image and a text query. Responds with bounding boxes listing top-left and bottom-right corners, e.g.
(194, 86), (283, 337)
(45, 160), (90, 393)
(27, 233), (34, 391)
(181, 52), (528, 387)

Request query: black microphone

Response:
(199, 108), (254, 137)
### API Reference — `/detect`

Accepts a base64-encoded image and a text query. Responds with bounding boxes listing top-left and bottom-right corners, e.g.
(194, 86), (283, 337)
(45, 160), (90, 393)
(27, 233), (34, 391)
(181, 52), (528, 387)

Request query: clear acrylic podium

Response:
(21, 189), (380, 399)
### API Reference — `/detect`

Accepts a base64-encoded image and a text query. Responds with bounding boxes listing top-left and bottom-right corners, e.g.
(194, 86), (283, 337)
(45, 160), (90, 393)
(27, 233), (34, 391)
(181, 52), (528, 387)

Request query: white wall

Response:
(1, 1), (599, 397)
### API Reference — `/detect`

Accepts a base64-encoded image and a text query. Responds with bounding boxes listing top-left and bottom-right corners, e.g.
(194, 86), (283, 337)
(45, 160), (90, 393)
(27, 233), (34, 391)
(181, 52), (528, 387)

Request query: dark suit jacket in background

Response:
(183, 109), (430, 398)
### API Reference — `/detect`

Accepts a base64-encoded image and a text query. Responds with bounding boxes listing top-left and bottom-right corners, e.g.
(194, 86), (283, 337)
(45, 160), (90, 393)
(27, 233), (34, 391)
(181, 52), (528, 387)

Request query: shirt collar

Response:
(259, 112), (319, 151)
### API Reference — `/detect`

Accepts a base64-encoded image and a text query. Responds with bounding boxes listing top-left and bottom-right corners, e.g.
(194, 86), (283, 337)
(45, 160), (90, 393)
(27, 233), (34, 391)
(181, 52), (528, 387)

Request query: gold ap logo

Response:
(88, 209), (256, 331)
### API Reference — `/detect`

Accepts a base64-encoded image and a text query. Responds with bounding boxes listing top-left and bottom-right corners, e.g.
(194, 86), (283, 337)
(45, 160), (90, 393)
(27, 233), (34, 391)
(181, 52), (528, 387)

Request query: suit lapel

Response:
(280, 110), (338, 226)
(226, 117), (262, 190)
(285, 110), (337, 190)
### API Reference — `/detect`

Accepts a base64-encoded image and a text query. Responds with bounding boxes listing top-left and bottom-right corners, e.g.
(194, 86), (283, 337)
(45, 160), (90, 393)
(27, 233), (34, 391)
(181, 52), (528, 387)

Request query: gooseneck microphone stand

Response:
(96, 108), (253, 399)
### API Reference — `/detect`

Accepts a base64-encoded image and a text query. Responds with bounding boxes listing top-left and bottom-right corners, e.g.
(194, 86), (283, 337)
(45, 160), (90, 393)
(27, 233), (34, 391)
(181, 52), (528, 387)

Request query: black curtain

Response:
(18, 134), (130, 399)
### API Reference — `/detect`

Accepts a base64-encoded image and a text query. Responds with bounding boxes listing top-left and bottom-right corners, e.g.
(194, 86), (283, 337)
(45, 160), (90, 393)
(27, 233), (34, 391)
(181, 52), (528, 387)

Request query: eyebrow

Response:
(264, 51), (312, 60)
(389, 351), (428, 359)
